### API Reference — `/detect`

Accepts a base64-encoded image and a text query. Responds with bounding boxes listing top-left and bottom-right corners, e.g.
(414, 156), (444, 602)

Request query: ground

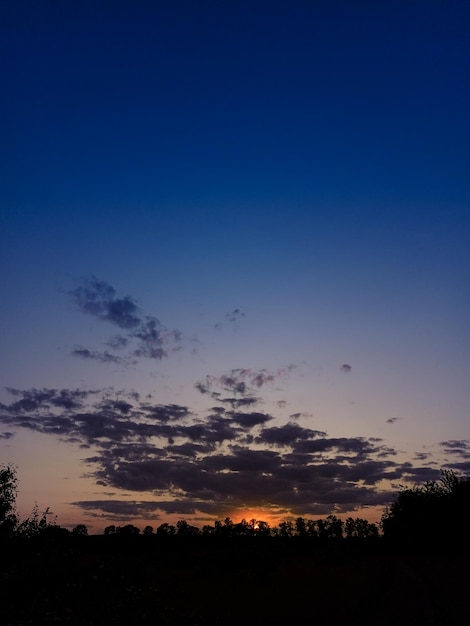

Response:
(1, 538), (468, 625)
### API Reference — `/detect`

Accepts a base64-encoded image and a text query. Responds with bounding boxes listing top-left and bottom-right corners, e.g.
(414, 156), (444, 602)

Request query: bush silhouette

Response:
(381, 469), (470, 550)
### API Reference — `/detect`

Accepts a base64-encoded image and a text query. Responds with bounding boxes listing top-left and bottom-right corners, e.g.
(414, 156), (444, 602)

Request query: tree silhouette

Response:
(256, 520), (270, 536)
(156, 522), (176, 536)
(345, 517), (378, 539)
(277, 520), (294, 537)
(0, 464), (18, 538)
(295, 517), (308, 537)
(72, 523), (88, 536)
(104, 524), (117, 535)
(325, 515), (343, 539)
(117, 524), (140, 536)
(381, 469), (470, 549)
(233, 518), (251, 536)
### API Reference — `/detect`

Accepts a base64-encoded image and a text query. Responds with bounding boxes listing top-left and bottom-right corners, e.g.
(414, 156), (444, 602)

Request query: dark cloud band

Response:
(0, 386), (443, 520)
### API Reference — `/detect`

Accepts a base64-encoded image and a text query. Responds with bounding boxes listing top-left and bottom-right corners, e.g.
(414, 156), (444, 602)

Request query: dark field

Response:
(1, 537), (469, 625)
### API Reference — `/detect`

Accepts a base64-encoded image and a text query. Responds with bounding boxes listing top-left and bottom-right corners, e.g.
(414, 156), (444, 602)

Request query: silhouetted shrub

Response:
(381, 469), (470, 551)
(16, 504), (60, 538)
(72, 523), (88, 536)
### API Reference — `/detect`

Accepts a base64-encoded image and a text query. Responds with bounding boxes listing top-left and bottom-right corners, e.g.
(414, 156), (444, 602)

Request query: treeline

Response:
(102, 514), (378, 539)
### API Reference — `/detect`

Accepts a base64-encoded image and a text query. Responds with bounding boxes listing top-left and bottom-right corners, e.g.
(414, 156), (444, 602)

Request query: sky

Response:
(1, 0), (469, 533)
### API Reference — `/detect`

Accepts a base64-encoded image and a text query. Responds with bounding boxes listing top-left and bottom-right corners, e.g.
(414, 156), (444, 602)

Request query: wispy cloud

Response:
(105, 335), (129, 350)
(214, 308), (246, 331)
(194, 366), (297, 407)
(70, 277), (141, 329)
(71, 347), (126, 364)
(225, 309), (245, 324)
(69, 277), (183, 362)
(440, 440), (470, 459)
(72, 498), (209, 522)
(71, 499), (165, 519)
(413, 451), (431, 461)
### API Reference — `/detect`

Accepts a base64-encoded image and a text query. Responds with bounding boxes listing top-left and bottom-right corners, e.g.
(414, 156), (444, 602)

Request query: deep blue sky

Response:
(3, 0), (468, 210)
(1, 0), (469, 531)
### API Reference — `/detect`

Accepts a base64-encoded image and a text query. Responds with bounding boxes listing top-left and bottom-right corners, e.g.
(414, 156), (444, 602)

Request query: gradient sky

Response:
(1, 0), (469, 532)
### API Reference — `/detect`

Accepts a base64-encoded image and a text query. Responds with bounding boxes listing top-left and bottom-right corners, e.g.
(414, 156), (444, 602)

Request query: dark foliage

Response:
(1, 465), (470, 623)
(381, 470), (470, 551)
(72, 523), (88, 536)
(1, 533), (469, 625)
(0, 464), (18, 539)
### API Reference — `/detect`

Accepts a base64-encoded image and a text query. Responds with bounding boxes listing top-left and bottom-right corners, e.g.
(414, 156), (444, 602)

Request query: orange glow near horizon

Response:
(66, 503), (386, 535)
(224, 508), (289, 528)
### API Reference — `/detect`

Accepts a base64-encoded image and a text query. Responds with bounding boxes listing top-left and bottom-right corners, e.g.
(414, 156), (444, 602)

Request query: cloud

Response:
(194, 366), (298, 406)
(0, 431), (14, 439)
(72, 499), (164, 516)
(225, 308), (245, 324)
(215, 308), (246, 330)
(71, 347), (125, 364)
(413, 452), (431, 461)
(442, 461), (470, 473)
(70, 277), (141, 329)
(256, 423), (328, 447)
(0, 386), (435, 519)
(218, 397), (259, 409)
(132, 317), (167, 359)
(69, 277), (183, 362)
(440, 439), (470, 450)
(440, 440), (470, 459)
(0, 387), (191, 445)
(386, 417), (400, 424)
(225, 411), (273, 428)
(72, 498), (212, 521)
(4, 387), (97, 411)
(339, 364), (352, 373)
(292, 436), (382, 457)
(105, 335), (129, 349)
(398, 465), (442, 483)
